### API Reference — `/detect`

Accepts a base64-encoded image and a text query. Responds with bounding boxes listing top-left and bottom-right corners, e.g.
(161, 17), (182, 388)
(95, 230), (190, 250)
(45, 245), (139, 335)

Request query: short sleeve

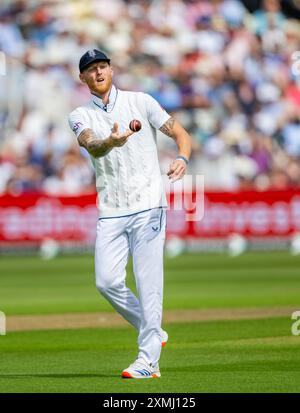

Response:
(68, 108), (90, 138)
(143, 94), (171, 130)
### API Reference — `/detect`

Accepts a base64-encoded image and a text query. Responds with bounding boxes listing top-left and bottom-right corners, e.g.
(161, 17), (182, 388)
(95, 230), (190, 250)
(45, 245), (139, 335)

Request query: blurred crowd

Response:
(1, 0), (300, 195)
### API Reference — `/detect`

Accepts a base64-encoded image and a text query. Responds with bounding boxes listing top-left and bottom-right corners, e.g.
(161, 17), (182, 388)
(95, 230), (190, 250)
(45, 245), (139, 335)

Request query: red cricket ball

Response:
(129, 119), (142, 132)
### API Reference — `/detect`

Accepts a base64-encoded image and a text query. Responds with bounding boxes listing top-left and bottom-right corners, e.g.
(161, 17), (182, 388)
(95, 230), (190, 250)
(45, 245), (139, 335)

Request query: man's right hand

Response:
(77, 123), (134, 159)
(109, 122), (134, 147)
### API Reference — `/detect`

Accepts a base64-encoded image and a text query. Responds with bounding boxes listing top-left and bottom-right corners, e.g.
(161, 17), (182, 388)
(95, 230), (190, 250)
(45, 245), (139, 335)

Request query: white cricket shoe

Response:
(122, 358), (161, 379)
(161, 329), (168, 348)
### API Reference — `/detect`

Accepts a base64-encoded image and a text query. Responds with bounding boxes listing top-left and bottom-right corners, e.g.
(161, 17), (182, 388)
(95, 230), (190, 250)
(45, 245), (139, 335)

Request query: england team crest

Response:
(88, 50), (96, 58)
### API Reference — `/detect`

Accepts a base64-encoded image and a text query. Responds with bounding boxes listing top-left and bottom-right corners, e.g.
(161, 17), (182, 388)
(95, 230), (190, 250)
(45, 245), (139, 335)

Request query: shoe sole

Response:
(122, 371), (161, 379)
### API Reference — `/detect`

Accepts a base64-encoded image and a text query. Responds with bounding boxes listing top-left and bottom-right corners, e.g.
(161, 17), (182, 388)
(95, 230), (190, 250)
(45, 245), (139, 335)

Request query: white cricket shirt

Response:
(68, 86), (170, 218)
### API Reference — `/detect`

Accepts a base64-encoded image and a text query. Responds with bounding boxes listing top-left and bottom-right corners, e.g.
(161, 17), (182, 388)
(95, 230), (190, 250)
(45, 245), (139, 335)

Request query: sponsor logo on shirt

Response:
(73, 122), (83, 132)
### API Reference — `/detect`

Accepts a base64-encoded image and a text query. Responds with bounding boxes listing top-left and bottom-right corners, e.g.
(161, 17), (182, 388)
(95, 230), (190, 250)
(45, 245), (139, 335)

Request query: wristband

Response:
(176, 156), (189, 165)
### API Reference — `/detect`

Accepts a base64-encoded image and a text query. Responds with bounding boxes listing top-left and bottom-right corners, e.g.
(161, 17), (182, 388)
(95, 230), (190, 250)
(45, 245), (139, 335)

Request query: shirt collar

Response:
(91, 85), (117, 112)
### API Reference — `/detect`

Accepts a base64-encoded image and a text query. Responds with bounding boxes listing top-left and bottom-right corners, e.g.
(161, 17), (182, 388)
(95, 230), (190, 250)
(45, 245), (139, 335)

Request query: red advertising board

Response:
(166, 190), (300, 238)
(0, 190), (300, 244)
(0, 193), (98, 243)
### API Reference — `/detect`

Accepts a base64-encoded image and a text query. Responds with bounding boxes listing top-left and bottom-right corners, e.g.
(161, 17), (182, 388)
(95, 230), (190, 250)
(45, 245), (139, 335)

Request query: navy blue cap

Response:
(79, 49), (110, 73)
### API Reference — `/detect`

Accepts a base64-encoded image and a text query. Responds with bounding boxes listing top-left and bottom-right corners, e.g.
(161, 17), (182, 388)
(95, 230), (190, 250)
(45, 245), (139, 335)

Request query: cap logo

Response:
(88, 50), (96, 58)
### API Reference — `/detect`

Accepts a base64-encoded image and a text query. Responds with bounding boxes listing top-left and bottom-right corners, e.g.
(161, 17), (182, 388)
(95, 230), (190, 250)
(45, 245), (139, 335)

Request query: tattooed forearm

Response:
(78, 128), (113, 158)
(159, 117), (175, 138)
(160, 117), (192, 162)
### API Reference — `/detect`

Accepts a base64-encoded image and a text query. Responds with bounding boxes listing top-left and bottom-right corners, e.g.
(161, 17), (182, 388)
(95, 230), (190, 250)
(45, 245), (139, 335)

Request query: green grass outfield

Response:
(0, 252), (300, 392)
(1, 252), (300, 315)
(0, 318), (300, 393)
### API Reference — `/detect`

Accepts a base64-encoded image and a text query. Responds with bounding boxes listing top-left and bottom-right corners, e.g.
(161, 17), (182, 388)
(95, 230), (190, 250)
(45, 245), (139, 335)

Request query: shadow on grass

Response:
(0, 373), (119, 379)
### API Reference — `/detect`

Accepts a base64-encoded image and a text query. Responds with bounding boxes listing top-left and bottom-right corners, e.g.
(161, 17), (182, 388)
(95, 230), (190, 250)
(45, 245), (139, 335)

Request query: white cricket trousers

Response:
(95, 207), (166, 366)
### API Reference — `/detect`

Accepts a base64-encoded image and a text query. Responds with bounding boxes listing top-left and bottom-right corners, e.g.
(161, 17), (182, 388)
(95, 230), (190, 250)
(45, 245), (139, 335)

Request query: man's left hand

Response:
(167, 159), (187, 182)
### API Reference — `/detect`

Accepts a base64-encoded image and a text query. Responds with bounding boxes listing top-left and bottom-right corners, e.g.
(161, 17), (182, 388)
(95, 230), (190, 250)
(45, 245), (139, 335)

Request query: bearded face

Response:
(80, 61), (113, 96)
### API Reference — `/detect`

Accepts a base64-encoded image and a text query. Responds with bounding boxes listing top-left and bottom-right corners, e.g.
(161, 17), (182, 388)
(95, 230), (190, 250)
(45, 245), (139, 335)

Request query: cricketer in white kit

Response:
(68, 49), (192, 379)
